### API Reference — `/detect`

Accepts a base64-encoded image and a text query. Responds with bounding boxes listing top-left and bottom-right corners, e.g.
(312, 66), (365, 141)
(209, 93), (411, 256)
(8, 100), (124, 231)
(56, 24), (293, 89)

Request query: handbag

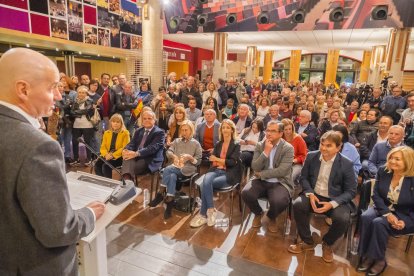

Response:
(90, 107), (101, 126)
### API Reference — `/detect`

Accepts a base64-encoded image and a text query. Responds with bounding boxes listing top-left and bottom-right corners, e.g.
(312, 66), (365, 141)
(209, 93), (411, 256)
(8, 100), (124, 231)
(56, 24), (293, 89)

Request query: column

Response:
(367, 45), (386, 87)
(63, 51), (75, 76)
(359, 50), (372, 83)
(263, 51), (274, 83)
(245, 46), (257, 83)
(324, 49), (340, 86)
(289, 50), (301, 83)
(385, 28), (411, 85)
(212, 33), (228, 81)
(255, 50), (261, 78)
(142, 0), (163, 92)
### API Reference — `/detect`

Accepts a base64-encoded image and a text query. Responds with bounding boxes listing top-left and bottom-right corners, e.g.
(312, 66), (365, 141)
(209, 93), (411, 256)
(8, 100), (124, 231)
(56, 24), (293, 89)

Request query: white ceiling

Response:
(165, 28), (414, 53)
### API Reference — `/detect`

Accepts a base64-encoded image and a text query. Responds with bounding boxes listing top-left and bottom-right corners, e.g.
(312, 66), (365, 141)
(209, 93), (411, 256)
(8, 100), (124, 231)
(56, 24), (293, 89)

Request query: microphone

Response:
(77, 137), (139, 205)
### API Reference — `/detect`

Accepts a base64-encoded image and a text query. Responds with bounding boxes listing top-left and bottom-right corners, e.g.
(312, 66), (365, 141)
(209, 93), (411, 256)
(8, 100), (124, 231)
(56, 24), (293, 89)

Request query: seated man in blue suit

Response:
(288, 131), (357, 263)
(122, 110), (165, 183)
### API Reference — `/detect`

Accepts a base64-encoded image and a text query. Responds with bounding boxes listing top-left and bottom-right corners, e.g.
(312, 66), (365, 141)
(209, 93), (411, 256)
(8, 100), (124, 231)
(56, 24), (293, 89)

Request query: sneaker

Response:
(149, 193), (164, 207)
(207, 209), (217, 226)
(85, 160), (93, 166)
(70, 160), (80, 166)
(190, 214), (207, 228)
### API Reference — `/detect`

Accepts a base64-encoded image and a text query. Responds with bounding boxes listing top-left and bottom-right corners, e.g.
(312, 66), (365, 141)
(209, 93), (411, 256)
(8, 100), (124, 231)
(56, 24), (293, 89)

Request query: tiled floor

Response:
(73, 166), (413, 275)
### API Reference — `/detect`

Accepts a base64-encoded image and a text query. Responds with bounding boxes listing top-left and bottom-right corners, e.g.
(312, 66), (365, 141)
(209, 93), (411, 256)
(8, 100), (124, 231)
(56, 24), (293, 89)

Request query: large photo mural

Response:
(163, 0), (414, 33)
(0, 0), (142, 50)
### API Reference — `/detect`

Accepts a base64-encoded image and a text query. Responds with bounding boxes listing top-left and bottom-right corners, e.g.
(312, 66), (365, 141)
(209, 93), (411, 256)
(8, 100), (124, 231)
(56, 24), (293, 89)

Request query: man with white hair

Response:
(195, 109), (220, 159)
(295, 110), (318, 151)
(233, 103), (252, 135)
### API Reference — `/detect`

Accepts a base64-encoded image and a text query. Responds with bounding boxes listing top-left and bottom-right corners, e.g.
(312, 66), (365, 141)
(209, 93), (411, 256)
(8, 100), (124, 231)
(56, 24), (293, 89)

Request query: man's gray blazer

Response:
(251, 139), (295, 196)
(0, 105), (95, 276)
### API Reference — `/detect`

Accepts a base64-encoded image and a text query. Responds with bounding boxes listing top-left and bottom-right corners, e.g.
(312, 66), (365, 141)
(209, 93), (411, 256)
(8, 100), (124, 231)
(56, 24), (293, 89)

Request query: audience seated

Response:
(94, 114), (130, 178)
(195, 109), (220, 159)
(240, 118), (265, 168)
(242, 121), (294, 232)
(332, 124), (361, 178)
(136, 81), (153, 106)
(288, 131), (357, 263)
(149, 120), (202, 219)
(357, 146), (414, 275)
(121, 110), (165, 182)
(263, 104), (282, 126)
(186, 98), (202, 123)
(295, 110), (318, 151)
(366, 125), (405, 177)
(281, 119), (307, 184)
(179, 76), (202, 109)
(190, 119), (242, 228)
(202, 82), (219, 108)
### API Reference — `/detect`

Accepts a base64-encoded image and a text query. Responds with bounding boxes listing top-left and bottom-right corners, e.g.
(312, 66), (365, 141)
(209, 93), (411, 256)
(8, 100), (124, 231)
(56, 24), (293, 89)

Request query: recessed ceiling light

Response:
(26, 44), (30, 48)
(79, 51), (82, 55)
(55, 48), (59, 51)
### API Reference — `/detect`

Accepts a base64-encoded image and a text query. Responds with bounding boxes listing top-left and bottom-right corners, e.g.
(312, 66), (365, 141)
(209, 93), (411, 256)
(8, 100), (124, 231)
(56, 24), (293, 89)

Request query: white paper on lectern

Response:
(66, 171), (116, 210)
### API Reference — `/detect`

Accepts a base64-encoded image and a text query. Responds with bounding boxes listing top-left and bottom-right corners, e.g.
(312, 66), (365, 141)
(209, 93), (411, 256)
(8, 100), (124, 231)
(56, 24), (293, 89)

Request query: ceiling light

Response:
(78, 51), (82, 55)
(97, 54), (100, 57)
(372, 5), (388, 20)
(25, 44), (30, 48)
(112, 56), (115, 59)
(329, 7), (344, 22)
(257, 11), (269, 24)
(169, 16), (181, 33)
(226, 13), (237, 25)
(55, 48), (59, 51)
(292, 9), (305, 23)
(198, 0), (208, 4)
(197, 14), (208, 26)
(163, 0), (169, 5)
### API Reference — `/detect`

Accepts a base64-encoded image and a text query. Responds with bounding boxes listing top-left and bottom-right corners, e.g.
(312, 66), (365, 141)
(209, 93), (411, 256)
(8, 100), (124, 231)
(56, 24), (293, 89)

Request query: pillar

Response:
(212, 33), (228, 81)
(142, 0), (163, 92)
(63, 51), (75, 76)
(385, 28), (411, 85)
(368, 45), (386, 87)
(255, 50), (261, 78)
(263, 51), (273, 83)
(289, 50), (301, 83)
(245, 46), (257, 83)
(324, 49), (340, 86)
(359, 50), (372, 83)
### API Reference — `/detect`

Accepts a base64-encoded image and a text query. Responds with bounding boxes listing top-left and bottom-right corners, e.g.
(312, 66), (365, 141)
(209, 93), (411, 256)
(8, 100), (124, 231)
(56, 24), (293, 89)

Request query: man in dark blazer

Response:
(0, 48), (105, 276)
(242, 121), (294, 232)
(122, 110), (165, 181)
(179, 76), (202, 109)
(288, 131), (357, 263)
(295, 109), (318, 151)
(195, 109), (220, 158)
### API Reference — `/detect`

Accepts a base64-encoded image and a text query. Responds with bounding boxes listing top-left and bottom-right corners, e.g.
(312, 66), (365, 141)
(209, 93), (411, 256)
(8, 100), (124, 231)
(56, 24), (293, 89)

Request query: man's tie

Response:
(138, 130), (149, 149)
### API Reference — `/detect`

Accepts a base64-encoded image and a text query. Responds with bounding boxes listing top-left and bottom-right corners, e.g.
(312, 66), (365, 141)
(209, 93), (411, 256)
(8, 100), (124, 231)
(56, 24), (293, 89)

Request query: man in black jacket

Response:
(179, 76), (202, 109)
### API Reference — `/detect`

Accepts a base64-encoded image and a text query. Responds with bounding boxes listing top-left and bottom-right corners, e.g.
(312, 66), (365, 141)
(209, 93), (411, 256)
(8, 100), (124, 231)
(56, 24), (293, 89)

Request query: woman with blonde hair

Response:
(190, 119), (243, 227)
(357, 146), (414, 275)
(281, 118), (307, 184)
(202, 82), (219, 108)
(166, 105), (187, 146)
(149, 120), (202, 219)
(94, 114), (130, 178)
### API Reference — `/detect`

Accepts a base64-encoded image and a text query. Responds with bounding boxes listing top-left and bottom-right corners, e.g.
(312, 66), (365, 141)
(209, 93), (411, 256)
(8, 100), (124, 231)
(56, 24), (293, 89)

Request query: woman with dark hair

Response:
(190, 119), (242, 228)
(88, 79), (101, 104)
(332, 124), (361, 177)
(357, 146), (414, 275)
(137, 81), (153, 106)
(166, 106), (187, 146)
(206, 96), (222, 121)
(240, 118), (265, 167)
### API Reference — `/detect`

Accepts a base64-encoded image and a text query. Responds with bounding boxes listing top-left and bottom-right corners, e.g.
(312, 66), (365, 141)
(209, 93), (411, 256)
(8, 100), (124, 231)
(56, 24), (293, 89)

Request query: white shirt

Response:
(313, 154), (339, 208)
(240, 131), (260, 152)
(235, 117), (247, 134)
(0, 100), (41, 128)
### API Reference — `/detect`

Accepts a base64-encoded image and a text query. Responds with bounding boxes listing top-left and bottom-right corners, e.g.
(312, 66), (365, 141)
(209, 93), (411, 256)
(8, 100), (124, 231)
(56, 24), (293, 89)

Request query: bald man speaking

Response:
(0, 48), (105, 275)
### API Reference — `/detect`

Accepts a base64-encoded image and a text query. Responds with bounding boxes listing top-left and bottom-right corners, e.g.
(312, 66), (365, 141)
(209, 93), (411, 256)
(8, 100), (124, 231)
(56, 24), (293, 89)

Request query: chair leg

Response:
(406, 235), (413, 253)
(150, 173), (155, 202)
(230, 190), (235, 225)
(241, 201), (246, 226)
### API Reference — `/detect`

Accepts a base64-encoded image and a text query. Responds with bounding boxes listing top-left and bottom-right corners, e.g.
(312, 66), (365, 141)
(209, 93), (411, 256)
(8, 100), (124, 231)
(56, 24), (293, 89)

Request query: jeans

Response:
(61, 127), (73, 158)
(200, 168), (229, 216)
(161, 165), (184, 196)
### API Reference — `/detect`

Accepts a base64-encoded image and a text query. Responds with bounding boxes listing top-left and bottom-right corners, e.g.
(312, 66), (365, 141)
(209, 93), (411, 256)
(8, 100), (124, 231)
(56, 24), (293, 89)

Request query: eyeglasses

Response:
(265, 129), (280, 134)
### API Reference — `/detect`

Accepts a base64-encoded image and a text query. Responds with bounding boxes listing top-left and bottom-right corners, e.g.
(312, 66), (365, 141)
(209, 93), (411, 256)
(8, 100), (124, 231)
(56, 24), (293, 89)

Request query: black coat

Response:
(208, 140), (242, 186)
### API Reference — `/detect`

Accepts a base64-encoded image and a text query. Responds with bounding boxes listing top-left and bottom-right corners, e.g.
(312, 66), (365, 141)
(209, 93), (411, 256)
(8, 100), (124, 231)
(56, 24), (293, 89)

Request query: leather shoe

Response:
(267, 219), (278, 233)
(252, 213), (263, 228)
(149, 192), (164, 207)
(288, 241), (316, 254)
(322, 242), (334, 263)
(367, 260), (387, 276)
(356, 256), (374, 272)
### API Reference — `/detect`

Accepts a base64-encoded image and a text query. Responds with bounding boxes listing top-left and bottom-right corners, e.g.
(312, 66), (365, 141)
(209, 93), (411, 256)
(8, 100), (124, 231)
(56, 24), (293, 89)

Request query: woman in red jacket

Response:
(281, 118), (307, 185)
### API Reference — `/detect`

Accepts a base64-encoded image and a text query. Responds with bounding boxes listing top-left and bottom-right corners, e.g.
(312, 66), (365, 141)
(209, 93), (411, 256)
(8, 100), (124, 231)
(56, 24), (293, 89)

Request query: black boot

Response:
(164, 199), (175, 219)
(149, 192), (164, 207)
